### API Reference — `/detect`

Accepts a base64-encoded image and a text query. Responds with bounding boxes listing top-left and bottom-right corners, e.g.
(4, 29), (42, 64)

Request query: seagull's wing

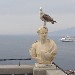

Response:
(42, 14), (53, 22)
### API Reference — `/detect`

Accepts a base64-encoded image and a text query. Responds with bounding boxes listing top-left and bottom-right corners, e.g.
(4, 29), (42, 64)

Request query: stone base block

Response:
(33, 63), (57, 75)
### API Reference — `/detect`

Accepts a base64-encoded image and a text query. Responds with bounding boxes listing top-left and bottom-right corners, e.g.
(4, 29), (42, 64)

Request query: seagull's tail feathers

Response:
(51, 20), (57, 24)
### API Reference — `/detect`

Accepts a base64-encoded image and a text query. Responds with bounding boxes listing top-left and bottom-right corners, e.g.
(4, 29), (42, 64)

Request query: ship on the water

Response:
(60, 36), (75, 42)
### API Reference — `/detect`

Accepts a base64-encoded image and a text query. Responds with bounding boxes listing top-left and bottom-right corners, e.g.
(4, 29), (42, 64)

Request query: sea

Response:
(0, 35), (75, 70)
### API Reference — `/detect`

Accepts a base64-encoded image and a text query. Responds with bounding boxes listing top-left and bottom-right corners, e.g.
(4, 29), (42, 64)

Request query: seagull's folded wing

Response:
(42, 14), (53, 21)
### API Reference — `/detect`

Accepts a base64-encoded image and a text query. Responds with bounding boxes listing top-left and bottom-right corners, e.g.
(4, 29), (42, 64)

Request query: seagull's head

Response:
(39, 7), (44, 16)
(40, 7), (42, 11)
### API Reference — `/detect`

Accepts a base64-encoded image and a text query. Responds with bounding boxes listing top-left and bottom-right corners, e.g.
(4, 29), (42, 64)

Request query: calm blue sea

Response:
(0, 35), (75, 70)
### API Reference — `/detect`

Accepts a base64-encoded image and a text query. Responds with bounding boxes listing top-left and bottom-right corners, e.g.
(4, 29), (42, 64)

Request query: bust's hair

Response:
(37, 26), (48, 34)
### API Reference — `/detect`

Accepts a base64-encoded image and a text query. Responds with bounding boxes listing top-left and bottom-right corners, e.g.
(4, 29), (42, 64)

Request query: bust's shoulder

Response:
(32, 40), (39, 46)
(31, 40), (39, 48)
(34, 40), (39, 44)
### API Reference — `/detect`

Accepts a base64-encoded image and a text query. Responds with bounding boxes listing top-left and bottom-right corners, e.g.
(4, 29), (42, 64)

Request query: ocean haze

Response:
(0, 35), (75, 70)
(49, 27), (75, 36)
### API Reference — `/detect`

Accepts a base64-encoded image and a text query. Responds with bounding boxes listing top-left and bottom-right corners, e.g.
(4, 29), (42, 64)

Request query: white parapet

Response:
(0, 64), (67, 75)
(46, 70), (67, 75)
(0, 65), (34, 74)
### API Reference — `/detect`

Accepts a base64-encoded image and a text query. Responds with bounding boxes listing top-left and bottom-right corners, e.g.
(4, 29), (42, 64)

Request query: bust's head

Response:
(37, 26), (48, 40)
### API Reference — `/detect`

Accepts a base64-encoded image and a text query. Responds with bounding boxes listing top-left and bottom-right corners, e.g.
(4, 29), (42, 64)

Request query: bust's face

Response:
(39, 28), (48, 40)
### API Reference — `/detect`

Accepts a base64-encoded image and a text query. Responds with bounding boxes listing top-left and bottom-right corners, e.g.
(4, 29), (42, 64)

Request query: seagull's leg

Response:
(44, 21), (46, 26)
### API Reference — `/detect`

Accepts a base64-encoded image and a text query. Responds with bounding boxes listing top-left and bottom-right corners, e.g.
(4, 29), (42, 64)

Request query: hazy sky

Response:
(0, 0), (75, 35)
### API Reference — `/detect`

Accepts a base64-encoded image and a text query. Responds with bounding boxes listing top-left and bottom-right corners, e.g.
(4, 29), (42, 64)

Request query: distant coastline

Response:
(49, 27), (75, 36)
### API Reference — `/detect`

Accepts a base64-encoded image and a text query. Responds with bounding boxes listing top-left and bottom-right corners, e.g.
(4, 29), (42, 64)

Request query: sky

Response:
(0, 0), (75, 35)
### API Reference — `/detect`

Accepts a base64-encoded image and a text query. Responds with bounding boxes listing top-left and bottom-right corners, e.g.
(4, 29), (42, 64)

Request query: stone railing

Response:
(0, 65), (34, 75)
(0, 64), (68, 75)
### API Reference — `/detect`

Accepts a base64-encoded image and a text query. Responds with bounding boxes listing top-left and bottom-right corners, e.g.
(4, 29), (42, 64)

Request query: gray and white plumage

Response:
(39, 7), (57, 26)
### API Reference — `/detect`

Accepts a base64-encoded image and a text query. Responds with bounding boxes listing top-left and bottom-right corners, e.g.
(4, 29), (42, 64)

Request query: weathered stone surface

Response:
(0, 65), (34, 74)
(29, 26), (57, 64)
(46, 70), (67, 75)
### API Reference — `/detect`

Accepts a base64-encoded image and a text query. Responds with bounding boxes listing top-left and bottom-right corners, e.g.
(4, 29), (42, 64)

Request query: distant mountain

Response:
(49, 27), (75, 36)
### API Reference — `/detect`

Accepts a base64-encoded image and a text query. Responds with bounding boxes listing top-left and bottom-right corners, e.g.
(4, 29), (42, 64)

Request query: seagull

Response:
(39, 7), (57, 26)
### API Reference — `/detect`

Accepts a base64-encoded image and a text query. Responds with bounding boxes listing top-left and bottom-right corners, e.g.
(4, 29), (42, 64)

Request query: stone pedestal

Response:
(33, 64), (57, 75)
(33, 68), (46, 75)
(33, 63), (67, 75)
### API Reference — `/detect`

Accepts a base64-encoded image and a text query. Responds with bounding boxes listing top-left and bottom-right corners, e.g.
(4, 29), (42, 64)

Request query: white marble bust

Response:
(29, 26), (57, 64)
